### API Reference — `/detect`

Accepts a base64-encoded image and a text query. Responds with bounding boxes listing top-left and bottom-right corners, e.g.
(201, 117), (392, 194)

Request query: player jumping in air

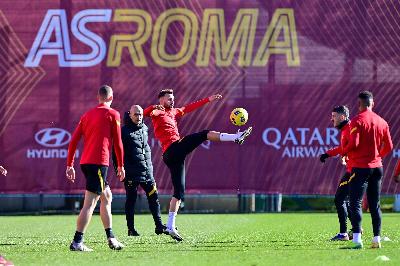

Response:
(144, 89), (252, 241)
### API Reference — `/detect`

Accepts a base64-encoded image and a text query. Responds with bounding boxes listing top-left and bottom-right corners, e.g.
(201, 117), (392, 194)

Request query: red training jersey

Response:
(326, 122), (352, 173)
(342, 109), (393, 168)
(67, 103), (124, 167)
(144, 97), (210, 153)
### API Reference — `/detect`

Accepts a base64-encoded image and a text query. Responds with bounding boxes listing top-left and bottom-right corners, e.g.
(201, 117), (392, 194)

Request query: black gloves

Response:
(319, 153), (329, 163)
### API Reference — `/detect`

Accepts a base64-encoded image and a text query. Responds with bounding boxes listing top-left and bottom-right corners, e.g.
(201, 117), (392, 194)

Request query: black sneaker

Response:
(128, 229), (140, 237)
(155, 225), (168, 235)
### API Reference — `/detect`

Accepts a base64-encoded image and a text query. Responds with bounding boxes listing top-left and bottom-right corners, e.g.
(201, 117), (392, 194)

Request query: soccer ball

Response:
(230, 108), (248, 126)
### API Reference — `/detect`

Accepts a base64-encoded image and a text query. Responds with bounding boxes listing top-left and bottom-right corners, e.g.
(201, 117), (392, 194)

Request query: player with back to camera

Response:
(66, 85), (125, 252)
(144, 89), (252, 241)
(341, 91), (393, 249)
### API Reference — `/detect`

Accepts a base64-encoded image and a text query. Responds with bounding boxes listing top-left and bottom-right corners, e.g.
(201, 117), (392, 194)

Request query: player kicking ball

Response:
(144, 89), (252, 241)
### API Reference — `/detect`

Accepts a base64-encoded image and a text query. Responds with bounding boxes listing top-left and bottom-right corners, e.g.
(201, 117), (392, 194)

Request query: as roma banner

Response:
(0, 0), (399, 195)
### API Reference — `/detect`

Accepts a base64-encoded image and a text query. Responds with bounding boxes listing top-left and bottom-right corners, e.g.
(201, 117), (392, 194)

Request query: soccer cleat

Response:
(128, 229), (140, 236)
(166, 228), (183, 242)
(330, 233), (349, 241)
(108, 238), (124, 250)
(234, 126), (253, 145)
(371, 242), (382, 249)
(341, 241), (363, 249)
(155, 225), (168, 235)
(69, 241), (93, 252)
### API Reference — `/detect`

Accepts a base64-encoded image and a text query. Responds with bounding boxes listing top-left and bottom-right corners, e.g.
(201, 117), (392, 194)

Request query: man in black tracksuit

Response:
(114, 105), (166, 236)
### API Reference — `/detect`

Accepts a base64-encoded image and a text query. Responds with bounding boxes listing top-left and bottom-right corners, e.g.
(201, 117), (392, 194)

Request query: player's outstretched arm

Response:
(209, 94), (222, 102)
(180, 94), (223, 115)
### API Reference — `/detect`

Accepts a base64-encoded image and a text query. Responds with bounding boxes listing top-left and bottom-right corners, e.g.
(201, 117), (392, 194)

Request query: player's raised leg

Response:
(207, 127), (252, 144)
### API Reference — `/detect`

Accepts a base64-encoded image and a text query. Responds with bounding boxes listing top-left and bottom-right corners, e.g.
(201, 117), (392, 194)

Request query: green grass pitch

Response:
(1, 213), (399, 265)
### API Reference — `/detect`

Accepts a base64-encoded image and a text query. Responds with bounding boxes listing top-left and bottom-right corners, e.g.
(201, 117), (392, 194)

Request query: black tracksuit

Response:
(114, 112), (162, 231)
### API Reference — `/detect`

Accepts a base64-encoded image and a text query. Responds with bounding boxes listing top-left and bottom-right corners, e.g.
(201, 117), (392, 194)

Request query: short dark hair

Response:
(158, 89), (173, 98)
(98, 85), (113, 99)
(332, 105), (349, 118)
(358, 91), (373, 107)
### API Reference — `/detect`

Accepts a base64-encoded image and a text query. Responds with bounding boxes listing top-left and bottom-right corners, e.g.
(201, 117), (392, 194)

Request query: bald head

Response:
(129, 105), (143, 125)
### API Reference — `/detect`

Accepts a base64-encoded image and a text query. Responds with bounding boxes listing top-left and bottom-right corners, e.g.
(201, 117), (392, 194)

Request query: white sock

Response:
(373, 236), (381, 243)
(353, 233), (362, 244)
(219, 133), (239, 141)
(167, 211), (177, 230)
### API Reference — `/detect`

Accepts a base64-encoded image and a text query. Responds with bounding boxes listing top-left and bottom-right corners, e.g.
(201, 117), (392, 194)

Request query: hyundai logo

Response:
(35, 128), (71, 147)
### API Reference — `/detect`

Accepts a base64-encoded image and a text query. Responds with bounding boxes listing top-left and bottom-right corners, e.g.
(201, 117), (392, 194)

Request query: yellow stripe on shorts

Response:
(98, 169), (104, 192)
(348, 173), (355, 182)
(148, 185), (157, 196)
(338, 173), (356, 187)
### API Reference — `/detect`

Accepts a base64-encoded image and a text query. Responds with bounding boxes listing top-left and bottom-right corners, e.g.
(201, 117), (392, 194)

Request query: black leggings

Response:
(124, 179), (162, 230)
(163, 130), (209, 200)
(349, 167), (383, 236)
(334, 172), (352, 233)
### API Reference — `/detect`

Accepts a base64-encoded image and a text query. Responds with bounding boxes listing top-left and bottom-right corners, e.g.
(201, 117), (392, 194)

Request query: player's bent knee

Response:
(101, 187), (113, 204)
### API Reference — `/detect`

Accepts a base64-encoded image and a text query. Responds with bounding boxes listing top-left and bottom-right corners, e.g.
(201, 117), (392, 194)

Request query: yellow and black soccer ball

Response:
(230, 108), (248, 126)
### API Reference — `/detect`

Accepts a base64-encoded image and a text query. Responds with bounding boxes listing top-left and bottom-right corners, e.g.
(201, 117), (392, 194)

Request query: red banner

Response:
(0, 0), (400, 195)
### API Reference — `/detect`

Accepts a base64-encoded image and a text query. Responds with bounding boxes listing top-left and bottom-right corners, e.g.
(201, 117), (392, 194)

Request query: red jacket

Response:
(326, 122), (352, 173)
(67, 103), (124, 167)
(342, 109), (392, 168)
(144, 97), (210, 153)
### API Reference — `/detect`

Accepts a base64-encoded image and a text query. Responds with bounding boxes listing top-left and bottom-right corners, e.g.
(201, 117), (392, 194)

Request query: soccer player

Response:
(319, 105), (353, 241)
(66, 85), (126, 252)
(113, 105), (167, 236)
(0, 166), (7, 176)
(342, 91), (393, 249)
(144, 89), (252, 241)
